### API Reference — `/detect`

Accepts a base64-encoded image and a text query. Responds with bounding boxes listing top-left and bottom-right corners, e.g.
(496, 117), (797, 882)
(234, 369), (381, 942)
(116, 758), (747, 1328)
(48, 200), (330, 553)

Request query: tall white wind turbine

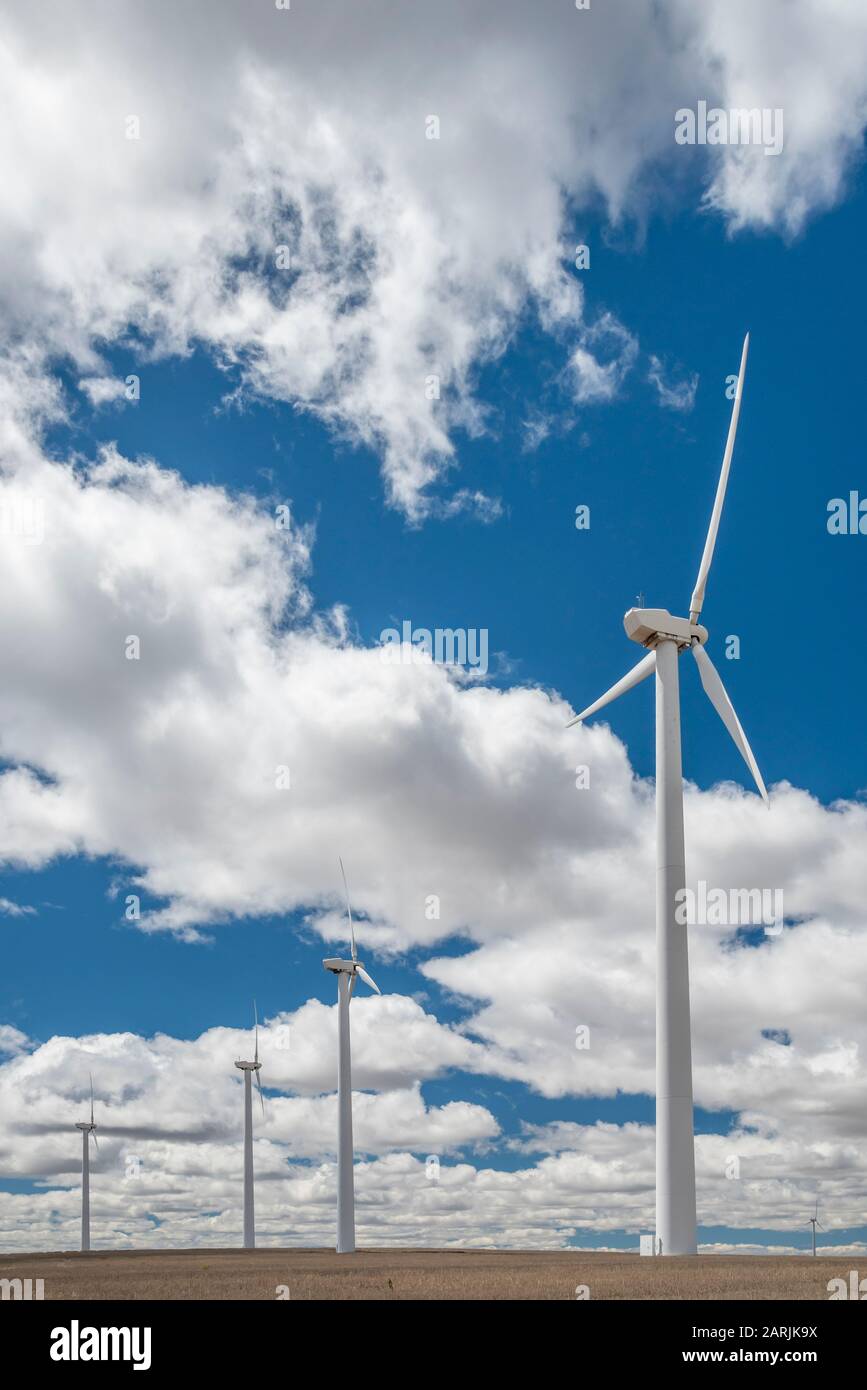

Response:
(808, 1199), (822, 1256)
(75, 1075), (98, 1252)
(567, 334), (768, 1256)
(234, 1002), (265, 1249)
(323, 857), (381, 1254)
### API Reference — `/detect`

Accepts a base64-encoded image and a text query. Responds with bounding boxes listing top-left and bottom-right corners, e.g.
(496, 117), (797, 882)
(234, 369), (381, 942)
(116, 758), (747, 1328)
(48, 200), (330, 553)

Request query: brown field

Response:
(0, 1247), (848, 1300)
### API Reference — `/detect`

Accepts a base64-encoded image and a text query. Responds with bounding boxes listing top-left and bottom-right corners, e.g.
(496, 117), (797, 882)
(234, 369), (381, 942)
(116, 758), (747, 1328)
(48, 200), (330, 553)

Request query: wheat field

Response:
(0, 1247), (848, 1300)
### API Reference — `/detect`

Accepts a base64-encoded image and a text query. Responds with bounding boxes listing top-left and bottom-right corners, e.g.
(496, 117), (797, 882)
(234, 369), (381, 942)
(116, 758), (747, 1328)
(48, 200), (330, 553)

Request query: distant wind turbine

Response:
(74, 1075), (98, 1252)
(808, 1198), (822, 1256)
(234, 1001), (265, 1249)
(323, 857), (381, 1254)
(567, 334), (768, 1256)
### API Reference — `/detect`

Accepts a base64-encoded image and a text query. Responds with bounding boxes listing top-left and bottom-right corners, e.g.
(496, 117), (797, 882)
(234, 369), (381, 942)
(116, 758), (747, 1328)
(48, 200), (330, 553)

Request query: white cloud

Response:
(430, 490), (504, 525)
(674, 0), (867, 237)
(2, 2), (867, 513)
(0, 898), (35, 918)
(568, 314), (639, 404)
(647, 355), (699, 411)
(0, 348), (65, 467)
(1, 1026), (864, 1251)
(0, 433), (864, 1065)
(77, 377), (130, 408)
(0, 434), (864, 1245)
(0, 1026), (31, 1058)
(521, 414), (553, 453)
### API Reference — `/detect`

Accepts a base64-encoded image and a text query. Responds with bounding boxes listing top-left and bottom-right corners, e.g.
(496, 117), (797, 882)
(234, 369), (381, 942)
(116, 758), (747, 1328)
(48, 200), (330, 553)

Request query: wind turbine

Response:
(323, 857), (381, 1254)
(234, 1001), (264, 1250)
(74, 1075), (98, 1252)
(808, 1198), (822, 1256)
(567, 334), (768, 1256)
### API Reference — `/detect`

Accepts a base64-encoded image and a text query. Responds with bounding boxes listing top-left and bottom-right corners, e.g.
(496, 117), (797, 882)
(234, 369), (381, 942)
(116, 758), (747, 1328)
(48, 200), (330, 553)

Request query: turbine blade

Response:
(565, 651), (656, 728)
(255, 1068), (265, 1117)
(89, 1073), (94, 1127)
(692, 645), (768, 804)
(355, 965), (381, 995)
(254, 999), (259, 1066)
(347, 971), (357, 1001)
(91, 1131), (99, 1151)
(689, 332), (749, 622)
(339, 855), (357, 962)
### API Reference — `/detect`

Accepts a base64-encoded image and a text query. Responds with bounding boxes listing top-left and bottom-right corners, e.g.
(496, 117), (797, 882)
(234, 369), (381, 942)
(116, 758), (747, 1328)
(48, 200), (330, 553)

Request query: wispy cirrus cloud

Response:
(647, 354), (699, 411)
(567, 314), (639, 404)
(0, 897), (36, 918)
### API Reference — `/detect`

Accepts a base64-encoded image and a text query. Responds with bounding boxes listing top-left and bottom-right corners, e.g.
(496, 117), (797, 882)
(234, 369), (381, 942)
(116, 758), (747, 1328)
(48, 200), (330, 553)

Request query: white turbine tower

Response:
(808, 1199), (822, 1256)
(323, 857), (381, 1254)
(567, 334), (768, 1256)
(234, 1001), (264, 1250)
(75, 1075), (98, 1252)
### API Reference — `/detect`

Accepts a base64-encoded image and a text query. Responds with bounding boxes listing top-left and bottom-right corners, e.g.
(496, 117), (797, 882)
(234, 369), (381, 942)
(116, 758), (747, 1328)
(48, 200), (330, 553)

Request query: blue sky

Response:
(1, 0), (866, 1256)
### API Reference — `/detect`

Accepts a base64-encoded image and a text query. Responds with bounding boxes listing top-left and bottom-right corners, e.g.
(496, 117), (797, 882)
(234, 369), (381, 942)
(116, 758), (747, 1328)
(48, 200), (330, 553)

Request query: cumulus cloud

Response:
(1, 1026), (864, 1251)
(0, 1026), (31, 1058)
(674, 0), (867, 236)
(0, 432), (865, 1246)
(77, 377), (131, 408)
(2, 2), (867, 514)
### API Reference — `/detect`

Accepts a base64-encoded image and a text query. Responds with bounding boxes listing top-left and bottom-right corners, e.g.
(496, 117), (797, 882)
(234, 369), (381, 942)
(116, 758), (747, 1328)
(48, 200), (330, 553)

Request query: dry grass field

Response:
(0, 1247), (847, 1300)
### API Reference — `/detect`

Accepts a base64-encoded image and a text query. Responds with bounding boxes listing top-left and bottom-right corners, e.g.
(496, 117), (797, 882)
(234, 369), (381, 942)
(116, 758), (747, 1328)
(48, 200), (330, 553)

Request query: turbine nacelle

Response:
(323, 957), (381, 993)
(234, 1059), (262, 1072)
(323, 957), (359, 974)
(624, 607), (707, 651)
(323, 954), (381, 995)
